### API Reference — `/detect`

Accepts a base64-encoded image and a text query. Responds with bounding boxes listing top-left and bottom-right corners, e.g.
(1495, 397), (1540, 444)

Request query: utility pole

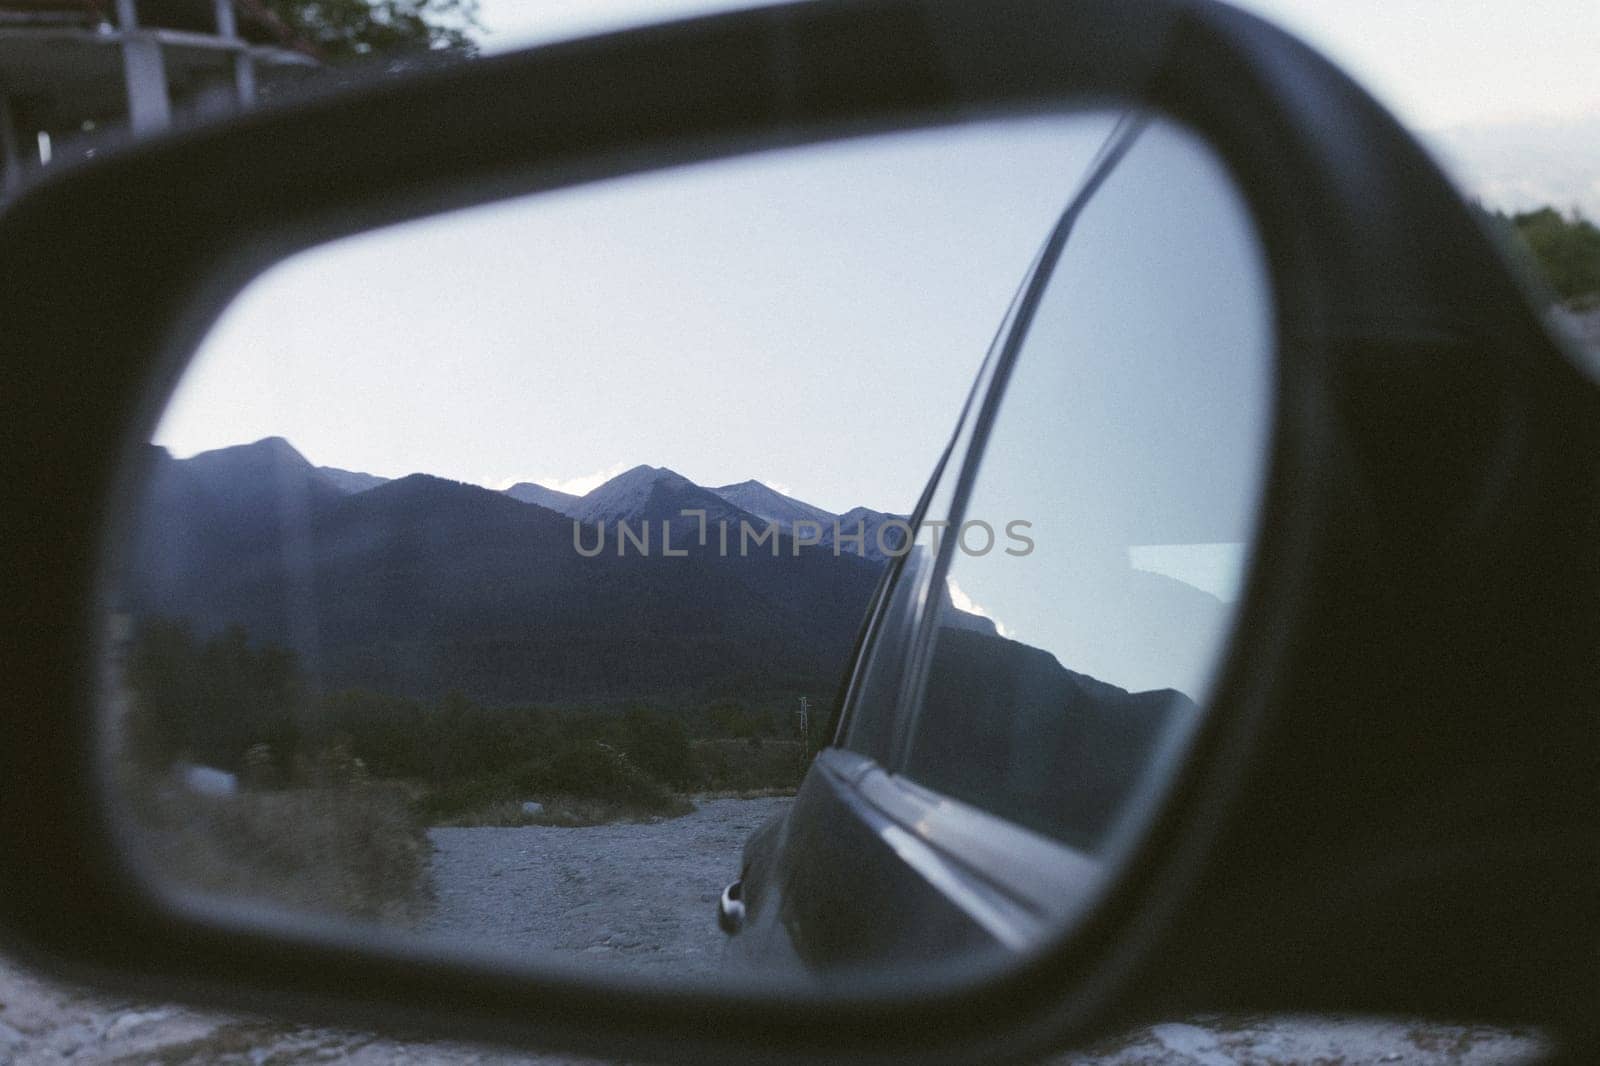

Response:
(797, 696), (810, 777)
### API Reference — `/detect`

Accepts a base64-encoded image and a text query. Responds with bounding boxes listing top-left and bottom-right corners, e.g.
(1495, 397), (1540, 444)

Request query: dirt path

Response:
(422, 796), (790, 978)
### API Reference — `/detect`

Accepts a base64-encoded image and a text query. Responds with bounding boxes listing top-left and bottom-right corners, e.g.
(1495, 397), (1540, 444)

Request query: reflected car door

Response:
(728, 181), (1065, 975)
(732, 113), (1275, 975)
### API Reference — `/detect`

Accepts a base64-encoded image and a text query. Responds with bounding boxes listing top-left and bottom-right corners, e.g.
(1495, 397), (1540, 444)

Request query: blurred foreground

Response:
(0, 954), (1549, 1065)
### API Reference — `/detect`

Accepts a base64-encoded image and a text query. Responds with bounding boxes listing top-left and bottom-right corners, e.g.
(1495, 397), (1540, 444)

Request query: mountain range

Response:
(326, 459), (907, 562)
(119, 438), (912, 706)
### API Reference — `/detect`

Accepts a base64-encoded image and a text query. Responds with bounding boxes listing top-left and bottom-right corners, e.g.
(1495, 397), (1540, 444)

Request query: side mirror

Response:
(0, 1), (1593, 1062)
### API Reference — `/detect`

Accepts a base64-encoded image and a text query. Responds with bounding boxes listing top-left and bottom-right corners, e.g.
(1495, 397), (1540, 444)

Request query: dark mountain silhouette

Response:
(181, 435), (344, 515)
(127, 438), (343, 610)
(122, 437), (1176, 819)
(708, 482), (907, 561)
(121, 440), (889, 706)
(492, 467), (909, 560)
(908, 624), (1194, 850)
(503, 481), (579, 512)
(832, 505), (909, 562)
(317, 465), (389, 494)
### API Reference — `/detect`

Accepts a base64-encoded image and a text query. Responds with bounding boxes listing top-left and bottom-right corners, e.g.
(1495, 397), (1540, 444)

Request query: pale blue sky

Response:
(158, 115), (1118, 512)
(473, 0), (1600, 215)
(1229, 0), (1599, 216)
(156, 1), (1597, 515)
(473, 0), (1600, 130)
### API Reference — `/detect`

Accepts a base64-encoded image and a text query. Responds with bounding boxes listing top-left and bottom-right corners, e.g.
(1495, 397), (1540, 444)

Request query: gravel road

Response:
(421, 796), (790, 978)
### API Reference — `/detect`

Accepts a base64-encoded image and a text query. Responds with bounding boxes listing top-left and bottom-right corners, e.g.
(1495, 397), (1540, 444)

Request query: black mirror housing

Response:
(0, 1), (1593, 1061)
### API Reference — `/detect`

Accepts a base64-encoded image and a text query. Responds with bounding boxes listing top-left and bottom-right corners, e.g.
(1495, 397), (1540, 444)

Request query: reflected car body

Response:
(725, 112), (1267, 972)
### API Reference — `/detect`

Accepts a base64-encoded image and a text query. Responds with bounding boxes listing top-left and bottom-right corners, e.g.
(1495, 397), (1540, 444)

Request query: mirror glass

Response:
(902, 118), (1271, 846)
(100, 109), (1273, 990)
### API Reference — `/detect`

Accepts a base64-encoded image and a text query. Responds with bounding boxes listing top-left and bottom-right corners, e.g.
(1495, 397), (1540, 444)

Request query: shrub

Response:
(528, 741), (681, 811)
(128, 777), (431, 924)
(435, 793), (693, 828)
(692, 738), (805, 792)
(414, 741), (690, 825)
(1513, 207), (1600, 304)
(618, 707), (694, 788)
(413, 772), (520, 822)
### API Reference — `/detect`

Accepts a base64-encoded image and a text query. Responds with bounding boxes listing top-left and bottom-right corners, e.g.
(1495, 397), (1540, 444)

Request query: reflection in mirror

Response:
(736, 118), (1275, 976)
(901, 118), (1272, 852)
(100, 108), (1271, 991)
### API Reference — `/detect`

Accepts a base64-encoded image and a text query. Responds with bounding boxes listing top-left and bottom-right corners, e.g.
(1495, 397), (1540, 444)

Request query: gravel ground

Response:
(0, 954), (1549, 1066)
(0, 795), (1554, 1064)
(421, 796), (787, 978)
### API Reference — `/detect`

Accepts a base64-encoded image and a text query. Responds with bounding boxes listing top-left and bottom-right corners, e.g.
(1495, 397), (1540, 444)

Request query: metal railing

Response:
(0, 0), (316, 199)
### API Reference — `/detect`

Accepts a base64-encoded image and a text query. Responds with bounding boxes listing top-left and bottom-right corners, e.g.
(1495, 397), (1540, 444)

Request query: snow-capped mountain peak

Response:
(710, 480), (836, 531)
(566, 465), (730, 527)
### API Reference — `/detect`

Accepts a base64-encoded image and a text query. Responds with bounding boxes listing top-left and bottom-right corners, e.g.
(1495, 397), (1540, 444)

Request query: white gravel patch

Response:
(422, 796), (790, 978)
(1076, 1013), (1549, 1065)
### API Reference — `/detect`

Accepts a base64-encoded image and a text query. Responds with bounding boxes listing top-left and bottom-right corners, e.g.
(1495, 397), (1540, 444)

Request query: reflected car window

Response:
(900, 119), (1274, 849)
(838, 282), (1028, 764)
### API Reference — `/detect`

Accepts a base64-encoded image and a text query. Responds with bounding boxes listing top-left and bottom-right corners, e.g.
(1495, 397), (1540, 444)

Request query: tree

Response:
(1511, 207), (1600, 306)
(1480, 204), (1600, 307)
(262, 0), (482, 60)
(619, 707), (694, 789)
(122, 619), (305, 773)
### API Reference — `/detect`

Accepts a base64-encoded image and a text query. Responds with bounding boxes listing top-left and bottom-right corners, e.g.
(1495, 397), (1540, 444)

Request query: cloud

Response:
(946, 576), (1011, 639)
(539, 462), (633, 497)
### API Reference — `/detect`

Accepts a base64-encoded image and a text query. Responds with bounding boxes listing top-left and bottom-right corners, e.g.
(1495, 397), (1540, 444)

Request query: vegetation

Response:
(264, 0), (482, 60)
(1485, 205), (1600, 307)
(127, 777), (430, 923)
(120, 618), (824, 832)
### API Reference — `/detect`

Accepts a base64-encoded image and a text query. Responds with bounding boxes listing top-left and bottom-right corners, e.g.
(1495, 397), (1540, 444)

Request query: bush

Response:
(618, 707), (694, 788)
(127, 776), (431, 924)
(414, 741), (690, 825)
(539, 741), (679, 807)
(413, 772), (519, 822)
(434, 794), (694, 828)
(1481, 205), (1600, 306)
(1513, 207), (1600, 304)
(692, 738), (806, 792)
